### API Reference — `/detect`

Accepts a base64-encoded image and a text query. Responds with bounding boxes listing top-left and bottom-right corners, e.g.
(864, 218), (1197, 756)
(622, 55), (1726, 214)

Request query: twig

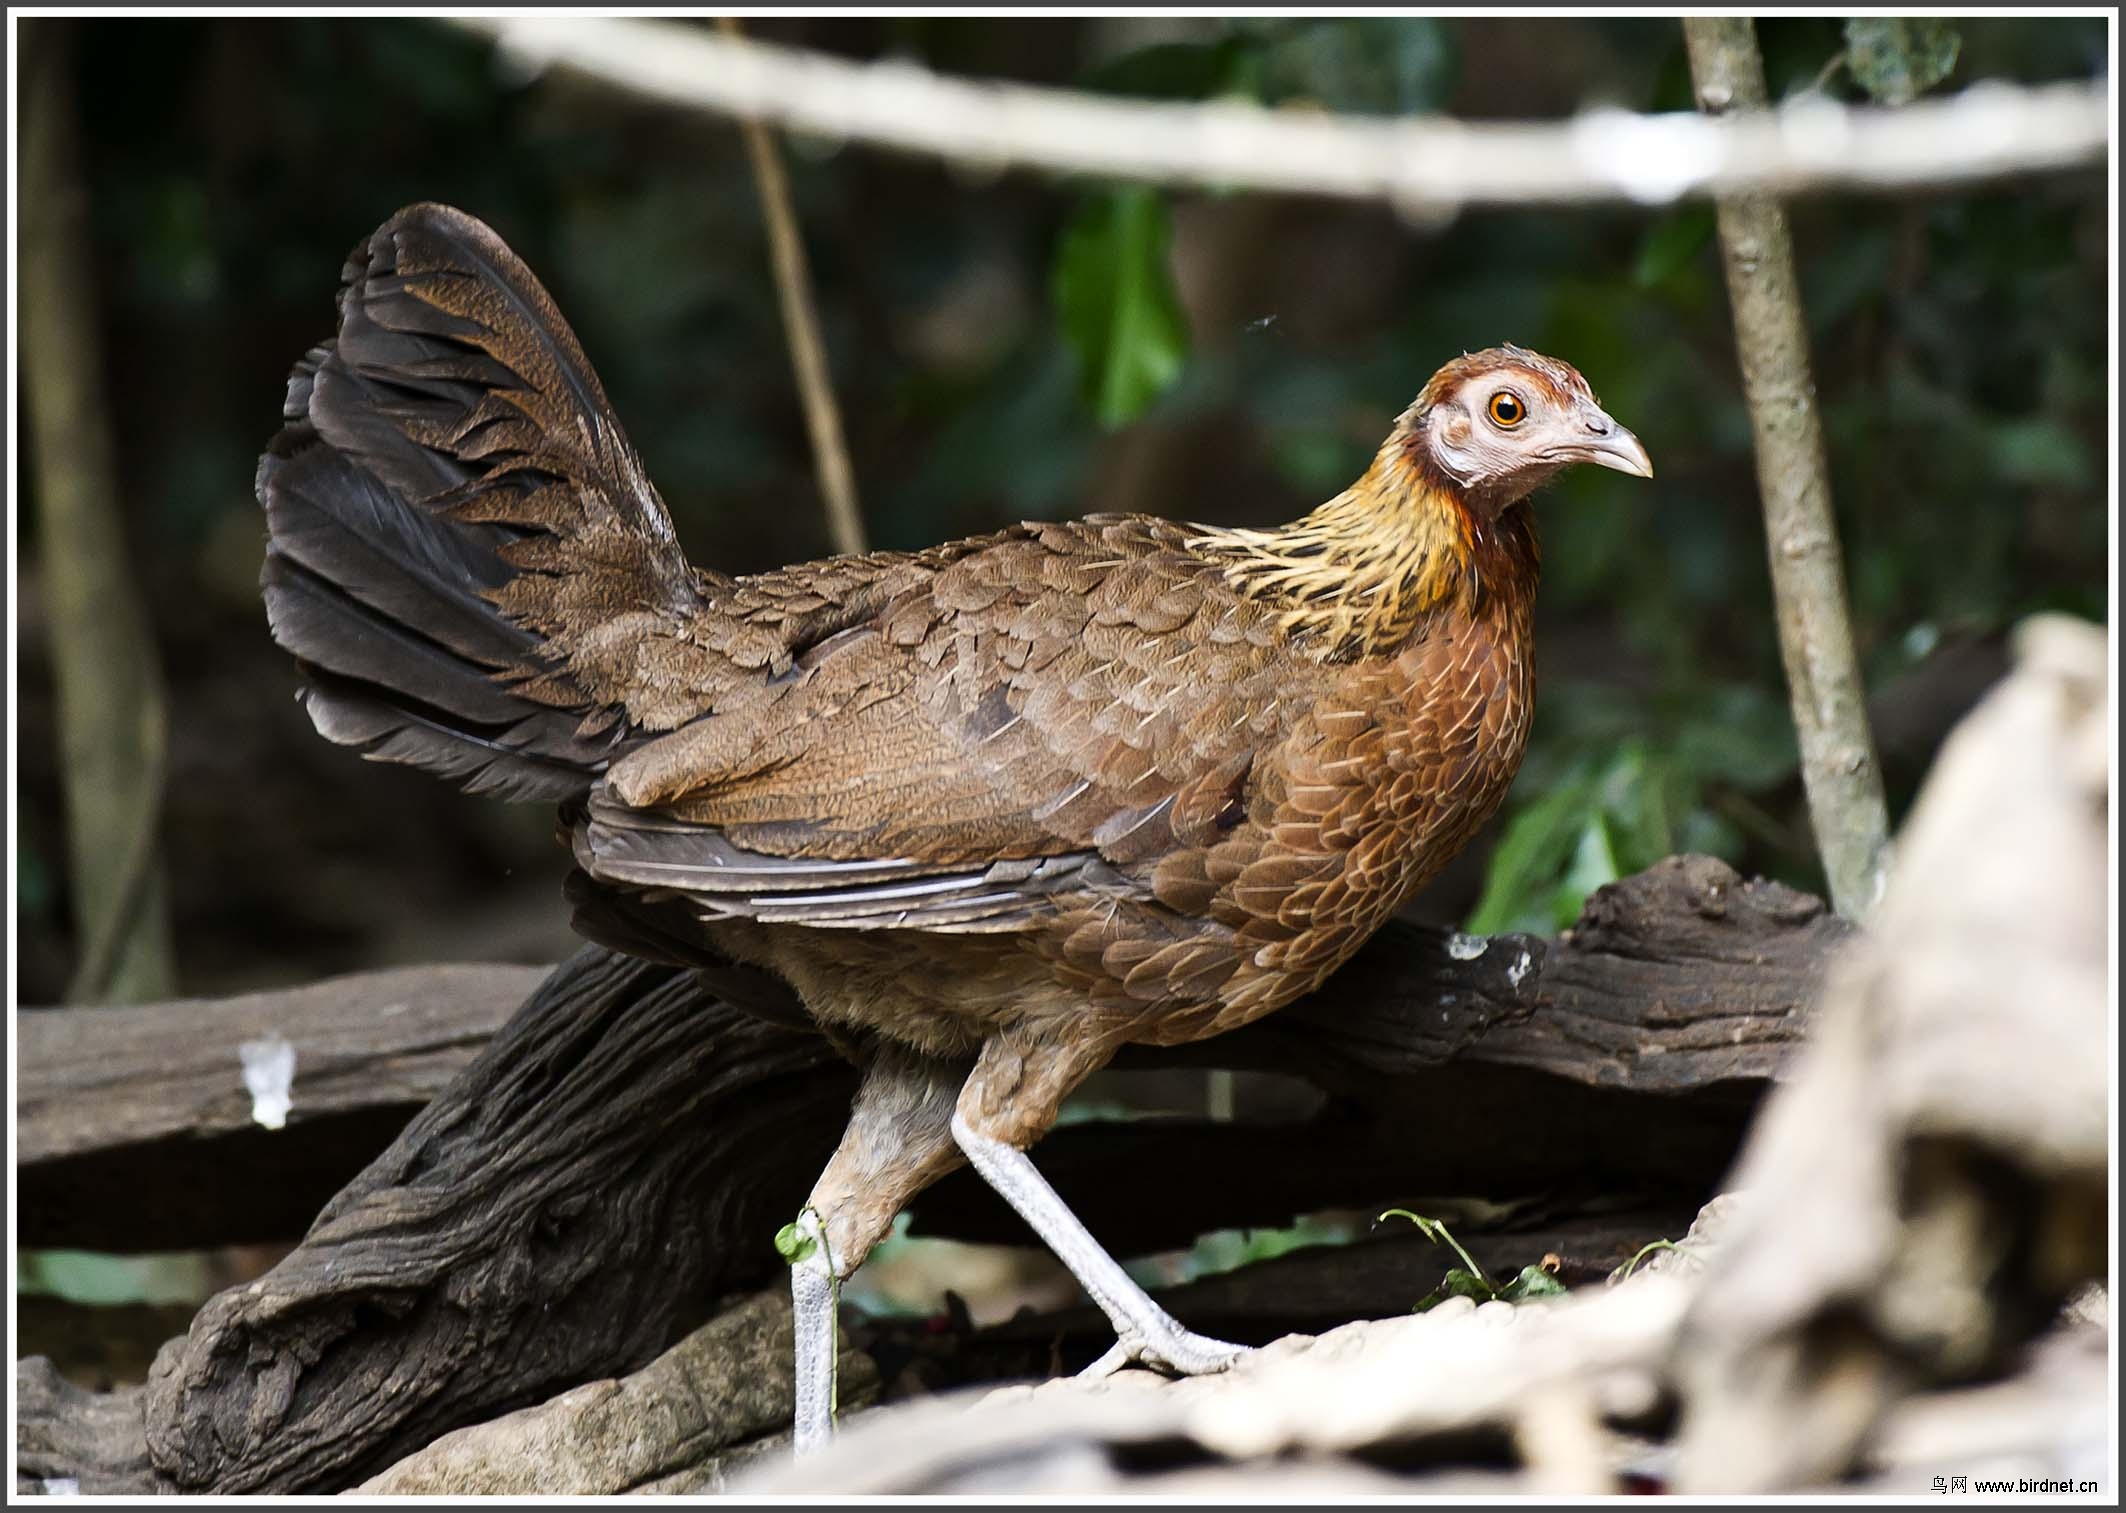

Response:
(716, 16), (865, 557)
(455, 17), (2109, 214)
(21, 20), (177, 1002)
(1684, 17), (1890, 921)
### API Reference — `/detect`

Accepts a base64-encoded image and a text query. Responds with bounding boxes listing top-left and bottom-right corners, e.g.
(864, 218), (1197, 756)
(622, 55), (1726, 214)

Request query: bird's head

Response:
(1396, 345), (1651, 516)
(1201, 344), (1650, 658)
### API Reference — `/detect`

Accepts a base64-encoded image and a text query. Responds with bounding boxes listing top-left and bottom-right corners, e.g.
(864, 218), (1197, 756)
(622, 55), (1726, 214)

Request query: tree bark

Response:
(1682, 16), (1891, 921)
(19, 18), (176, 1002)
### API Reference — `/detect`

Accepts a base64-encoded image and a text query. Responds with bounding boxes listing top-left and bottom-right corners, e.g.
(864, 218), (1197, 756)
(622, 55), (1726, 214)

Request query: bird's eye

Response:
(1488, 391), (1525, 427)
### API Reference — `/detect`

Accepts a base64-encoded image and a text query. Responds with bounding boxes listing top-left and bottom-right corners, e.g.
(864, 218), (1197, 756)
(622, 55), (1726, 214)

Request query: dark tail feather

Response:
(257, 204), (709, 800)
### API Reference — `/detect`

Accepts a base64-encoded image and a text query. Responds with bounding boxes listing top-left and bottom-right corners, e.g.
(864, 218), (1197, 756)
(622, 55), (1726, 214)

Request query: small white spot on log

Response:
(1447, 932), (1489, 961)
(240, 1035), (297, 1130)
(41, 1479), (80, 1497)
(1508, 949), (1533, 988)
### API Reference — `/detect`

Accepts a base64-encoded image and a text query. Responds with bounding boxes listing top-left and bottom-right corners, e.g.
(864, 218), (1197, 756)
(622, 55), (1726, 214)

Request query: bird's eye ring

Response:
(1488, 391), (1525, 427)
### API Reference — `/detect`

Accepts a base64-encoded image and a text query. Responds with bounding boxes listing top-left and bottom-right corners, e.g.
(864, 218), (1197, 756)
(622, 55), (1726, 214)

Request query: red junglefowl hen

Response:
(257, 204), (1651, 1450)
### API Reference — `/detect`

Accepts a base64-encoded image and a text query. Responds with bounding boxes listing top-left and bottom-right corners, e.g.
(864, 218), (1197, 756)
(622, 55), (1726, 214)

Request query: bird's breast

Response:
(1150, 594), (1536, 1039)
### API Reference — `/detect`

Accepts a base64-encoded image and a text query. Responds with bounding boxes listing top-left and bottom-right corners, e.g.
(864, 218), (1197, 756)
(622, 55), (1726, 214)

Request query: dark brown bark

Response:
(15, 856), (1840, 1493)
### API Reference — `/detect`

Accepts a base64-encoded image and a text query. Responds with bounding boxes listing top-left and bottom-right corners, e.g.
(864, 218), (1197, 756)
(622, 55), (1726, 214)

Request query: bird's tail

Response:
(257, 203), (717, 801)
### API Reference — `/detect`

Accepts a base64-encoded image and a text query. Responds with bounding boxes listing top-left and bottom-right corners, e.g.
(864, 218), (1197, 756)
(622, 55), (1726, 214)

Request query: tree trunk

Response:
(1682, 15), (1891, 921)
(19, 18), (176, 1003)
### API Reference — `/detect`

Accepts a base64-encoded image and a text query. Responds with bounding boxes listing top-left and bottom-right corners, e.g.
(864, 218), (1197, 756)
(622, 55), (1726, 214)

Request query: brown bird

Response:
(258, 204), (1651, 1448)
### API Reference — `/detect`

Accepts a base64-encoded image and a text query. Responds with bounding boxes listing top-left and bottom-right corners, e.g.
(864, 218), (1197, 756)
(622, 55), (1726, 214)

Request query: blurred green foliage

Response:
(18, 1250), (217, 1307)
(13, 16), (2110, 1001)
(1844, 18), (1963, 104)
(1054, 188), (1191, 428)
(1155, 1213), (1360, 1286)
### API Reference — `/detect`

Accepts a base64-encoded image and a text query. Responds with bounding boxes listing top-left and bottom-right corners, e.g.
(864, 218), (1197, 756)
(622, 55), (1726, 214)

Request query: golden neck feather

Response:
(1195, 445), (1521, 662)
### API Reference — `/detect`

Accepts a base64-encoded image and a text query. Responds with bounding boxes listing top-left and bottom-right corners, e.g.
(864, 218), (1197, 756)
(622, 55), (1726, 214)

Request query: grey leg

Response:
(785, 1047), (968, 1455)
(951, 1110), (1246, 1376)
(786, 1207), (838, 1455)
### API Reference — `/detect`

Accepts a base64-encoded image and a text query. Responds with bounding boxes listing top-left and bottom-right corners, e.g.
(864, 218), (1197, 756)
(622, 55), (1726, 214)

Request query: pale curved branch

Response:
(717, 17), (867, 558)
(454, 17), (2108, 214)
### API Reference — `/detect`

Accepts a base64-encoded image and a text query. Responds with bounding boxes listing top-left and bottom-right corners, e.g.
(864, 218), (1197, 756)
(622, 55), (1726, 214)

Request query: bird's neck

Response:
(1197, 443), (1538, 662)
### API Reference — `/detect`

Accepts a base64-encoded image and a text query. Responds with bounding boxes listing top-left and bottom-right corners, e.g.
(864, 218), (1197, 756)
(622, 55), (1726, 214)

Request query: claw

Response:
(1079, 1340), (1133, 1379)
(1077, 1326), (1248, 1380)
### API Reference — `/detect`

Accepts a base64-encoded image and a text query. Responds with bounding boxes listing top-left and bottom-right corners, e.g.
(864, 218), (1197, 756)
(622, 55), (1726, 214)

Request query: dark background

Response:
(14, 15), (2110, 1004)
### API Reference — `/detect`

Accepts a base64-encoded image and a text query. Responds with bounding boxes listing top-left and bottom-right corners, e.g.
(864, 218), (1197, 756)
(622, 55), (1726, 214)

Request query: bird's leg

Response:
(951, 1034), (1247, 1379)
(781, 1206), (839, 1456)
(785, 1043), (967, 1454)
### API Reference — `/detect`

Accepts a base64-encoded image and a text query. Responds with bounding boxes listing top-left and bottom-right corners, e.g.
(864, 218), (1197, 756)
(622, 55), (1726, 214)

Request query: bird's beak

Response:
(1567, 408), (1654, 479)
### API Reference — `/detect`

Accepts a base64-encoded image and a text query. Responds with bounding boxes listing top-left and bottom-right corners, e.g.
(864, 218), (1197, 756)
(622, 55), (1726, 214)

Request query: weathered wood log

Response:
(745, 1220), (2110, 1495)
(352, 1289), (877, 1496)
(19, 965), (542, 1252)
(348, 1204), (1706, 1496)
(16, 856), (1839, 1493)
(18, 854), (1831, 1253)
(1669, 616), (2111, 1492)
(15, 1358), (157, 1497)
(138, 949), (855, 1494)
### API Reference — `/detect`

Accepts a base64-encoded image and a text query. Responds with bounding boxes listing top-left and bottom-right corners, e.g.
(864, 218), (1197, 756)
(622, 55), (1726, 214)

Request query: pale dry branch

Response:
(1685, 16), (1890, 920)
(716, 17), (866, 557)
(455, 17), (2108, 215)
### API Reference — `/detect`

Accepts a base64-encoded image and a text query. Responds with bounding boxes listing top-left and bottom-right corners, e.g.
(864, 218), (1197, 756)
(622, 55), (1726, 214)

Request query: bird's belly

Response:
(699, 915), (1077, 1062)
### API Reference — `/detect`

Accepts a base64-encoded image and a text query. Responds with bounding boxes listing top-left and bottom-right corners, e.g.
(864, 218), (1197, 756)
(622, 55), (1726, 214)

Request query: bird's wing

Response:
(573, 515), (1307, 931)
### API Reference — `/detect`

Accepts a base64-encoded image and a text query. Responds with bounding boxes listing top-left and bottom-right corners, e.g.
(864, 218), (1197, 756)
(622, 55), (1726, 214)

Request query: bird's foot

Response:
(1079, 1323), (1248, 1380)
(782, 1207), (839, 1456)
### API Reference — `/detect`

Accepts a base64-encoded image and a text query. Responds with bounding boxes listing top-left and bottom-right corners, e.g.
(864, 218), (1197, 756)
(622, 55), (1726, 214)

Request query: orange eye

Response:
(1488, 391), (1525, 427)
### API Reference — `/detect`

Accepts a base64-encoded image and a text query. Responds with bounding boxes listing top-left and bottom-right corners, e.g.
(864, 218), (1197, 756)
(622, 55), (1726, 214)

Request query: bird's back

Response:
(574, 500), (1539, 1053)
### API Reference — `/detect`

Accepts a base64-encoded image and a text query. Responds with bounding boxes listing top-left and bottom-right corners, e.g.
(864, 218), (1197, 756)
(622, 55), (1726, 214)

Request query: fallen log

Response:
(18, 854), (1829, 1255)
(15, 855), (1839, 1493)
(18, 964), (542, 1252)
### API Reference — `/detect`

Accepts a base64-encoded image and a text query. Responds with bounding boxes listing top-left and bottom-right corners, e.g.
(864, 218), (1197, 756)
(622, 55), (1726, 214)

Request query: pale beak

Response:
(1567, 408), (1654, 478)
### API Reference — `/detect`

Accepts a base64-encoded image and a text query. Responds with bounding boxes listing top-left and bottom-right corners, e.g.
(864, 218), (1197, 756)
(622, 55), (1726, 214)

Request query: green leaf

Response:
(1053, 188), (1191, 429)
(1380, 1208), (1497, 1298)
(1613, 1238), (1681, 1284)
(773, 1221), (817, 1266)
(1499, 1265), (1569, 1302)
(1416, 1267), (1498, 1311)
(1843, 19), (1961, 106)
(1466, 777), (1596, 935)
(1553, 811), (1623, 929)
